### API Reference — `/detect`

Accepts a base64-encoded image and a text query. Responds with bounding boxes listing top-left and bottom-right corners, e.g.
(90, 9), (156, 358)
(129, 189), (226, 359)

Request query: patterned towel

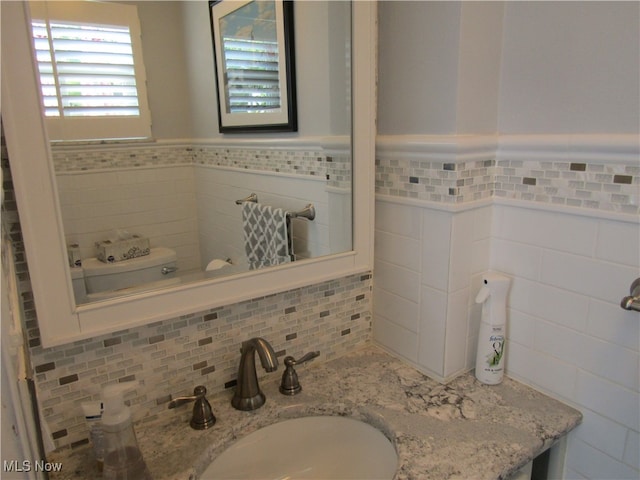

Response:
(242, 202), (293, 269)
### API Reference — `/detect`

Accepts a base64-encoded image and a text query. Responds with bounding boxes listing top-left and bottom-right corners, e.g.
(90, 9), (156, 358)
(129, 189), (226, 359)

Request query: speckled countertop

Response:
(48, 345), (582, 480)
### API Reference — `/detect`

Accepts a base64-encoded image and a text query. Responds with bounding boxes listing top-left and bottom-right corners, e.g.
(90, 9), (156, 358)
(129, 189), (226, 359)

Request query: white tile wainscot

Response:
(373, 133), (640, 479)
(374, 195), (493, 382)
(491, 201), (639, 480)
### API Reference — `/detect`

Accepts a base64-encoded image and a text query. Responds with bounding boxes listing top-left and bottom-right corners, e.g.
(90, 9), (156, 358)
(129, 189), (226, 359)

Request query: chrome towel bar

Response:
(235, 193), (315, 221)
(235, 193), (258, 205)
(287, 204), (315, 221)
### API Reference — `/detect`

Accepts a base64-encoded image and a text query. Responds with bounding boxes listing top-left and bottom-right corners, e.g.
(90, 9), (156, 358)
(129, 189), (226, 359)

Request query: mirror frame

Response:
(1, 1), (376, 348)
(210, 0), (298, 133)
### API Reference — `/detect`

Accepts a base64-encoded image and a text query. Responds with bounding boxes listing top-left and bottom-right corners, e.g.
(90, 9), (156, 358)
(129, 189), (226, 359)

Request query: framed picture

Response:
(209, 0), (297, 133)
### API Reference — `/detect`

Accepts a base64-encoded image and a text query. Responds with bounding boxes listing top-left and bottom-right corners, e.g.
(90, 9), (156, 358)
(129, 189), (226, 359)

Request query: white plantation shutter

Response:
(223, 38), (281, 113)
(30, 1), (151, 141)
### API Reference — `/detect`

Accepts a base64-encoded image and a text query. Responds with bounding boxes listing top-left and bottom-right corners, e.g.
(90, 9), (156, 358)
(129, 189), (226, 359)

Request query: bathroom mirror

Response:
(1, 1), (375, 347)
(30, 0), (354, 306)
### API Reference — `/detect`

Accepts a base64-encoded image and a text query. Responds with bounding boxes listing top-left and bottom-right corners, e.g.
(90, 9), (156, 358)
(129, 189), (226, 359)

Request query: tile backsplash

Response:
(32, 272), (372, 450)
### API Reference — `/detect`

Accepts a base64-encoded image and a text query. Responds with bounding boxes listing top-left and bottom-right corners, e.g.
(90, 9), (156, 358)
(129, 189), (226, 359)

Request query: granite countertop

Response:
(48, 345), (582, 480)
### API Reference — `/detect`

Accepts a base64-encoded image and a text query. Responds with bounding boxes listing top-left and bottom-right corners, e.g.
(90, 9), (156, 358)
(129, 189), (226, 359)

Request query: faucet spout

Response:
(231, 337), (279, 411)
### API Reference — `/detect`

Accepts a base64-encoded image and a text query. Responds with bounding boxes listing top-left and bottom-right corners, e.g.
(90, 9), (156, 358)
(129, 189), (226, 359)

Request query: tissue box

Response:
(96, 235), (150, 263)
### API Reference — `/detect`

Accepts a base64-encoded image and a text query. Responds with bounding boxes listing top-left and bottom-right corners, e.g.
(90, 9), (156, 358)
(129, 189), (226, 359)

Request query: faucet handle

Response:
(168, 385), (216, 430)
(279, 351), (320, 396)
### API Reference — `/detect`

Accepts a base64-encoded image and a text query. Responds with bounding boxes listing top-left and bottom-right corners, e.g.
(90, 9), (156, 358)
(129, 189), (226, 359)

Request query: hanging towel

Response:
(242, 202), (293, 269)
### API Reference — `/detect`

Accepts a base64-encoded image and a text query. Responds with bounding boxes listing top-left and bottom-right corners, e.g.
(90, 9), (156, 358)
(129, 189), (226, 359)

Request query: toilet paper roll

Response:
(206, 259), (231, 271)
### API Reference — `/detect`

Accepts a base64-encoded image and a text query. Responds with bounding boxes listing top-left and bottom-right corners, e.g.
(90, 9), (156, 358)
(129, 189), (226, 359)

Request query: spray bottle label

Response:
(484, 334), (505, 369)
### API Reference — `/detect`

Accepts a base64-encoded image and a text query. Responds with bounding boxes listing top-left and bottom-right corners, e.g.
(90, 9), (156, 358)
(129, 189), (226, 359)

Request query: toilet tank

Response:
(83, 247), (177, 294)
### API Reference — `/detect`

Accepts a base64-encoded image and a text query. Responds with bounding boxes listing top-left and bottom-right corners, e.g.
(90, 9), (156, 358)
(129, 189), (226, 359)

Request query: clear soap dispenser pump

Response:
(102, 382), (153, 480)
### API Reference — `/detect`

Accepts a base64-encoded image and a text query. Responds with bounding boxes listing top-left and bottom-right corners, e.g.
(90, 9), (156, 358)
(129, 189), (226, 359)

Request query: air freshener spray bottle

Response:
(474, 272), (511, 385)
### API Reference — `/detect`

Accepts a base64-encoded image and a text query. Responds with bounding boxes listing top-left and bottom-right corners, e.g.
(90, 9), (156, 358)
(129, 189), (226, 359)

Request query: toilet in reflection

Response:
(79, 247), (179, 301)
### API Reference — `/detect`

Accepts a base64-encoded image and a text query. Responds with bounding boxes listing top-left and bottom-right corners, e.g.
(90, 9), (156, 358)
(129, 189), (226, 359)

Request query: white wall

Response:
(456, 1), (503, 134)
(377, 1), (504, 135)
(498, 1), (640, 134)
(377, 1), (461, 135)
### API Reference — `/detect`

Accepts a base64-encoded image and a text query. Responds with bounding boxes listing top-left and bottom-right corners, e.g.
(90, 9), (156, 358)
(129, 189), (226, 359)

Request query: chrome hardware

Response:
(620, 278), (640, 312)
(235, 194), (315, 221)
(279, 350), (320, 396)
(161, 266), (178, 275)
(231, 337), (279, 411)
(168, 385), (216, 430)
(235, 193), (258, 205)
(286, 204), (316, 221)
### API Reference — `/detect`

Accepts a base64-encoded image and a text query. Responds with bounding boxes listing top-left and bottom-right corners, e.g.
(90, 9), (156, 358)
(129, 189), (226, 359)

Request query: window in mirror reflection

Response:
(29, 1), (152, 141)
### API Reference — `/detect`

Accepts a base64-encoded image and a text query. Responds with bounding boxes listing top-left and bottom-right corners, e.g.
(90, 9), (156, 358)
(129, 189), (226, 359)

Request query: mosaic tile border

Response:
(375, 156), (495, 204)
(51, 141), (352, 189)
(494, 159), (639, 215)
(50, 145), (192, 171)
(375, 136), (639, 215)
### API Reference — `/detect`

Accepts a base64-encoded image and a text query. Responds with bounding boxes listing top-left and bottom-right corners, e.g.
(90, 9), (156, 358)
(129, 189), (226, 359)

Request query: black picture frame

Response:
(209, 0), (297, 133)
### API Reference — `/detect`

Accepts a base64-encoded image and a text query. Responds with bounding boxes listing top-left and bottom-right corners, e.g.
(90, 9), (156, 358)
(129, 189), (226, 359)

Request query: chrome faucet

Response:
(231, 337), (279, 411)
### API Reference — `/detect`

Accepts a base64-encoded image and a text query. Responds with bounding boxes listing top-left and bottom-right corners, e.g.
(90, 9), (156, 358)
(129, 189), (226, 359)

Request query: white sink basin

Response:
(201, 416), (398, 480)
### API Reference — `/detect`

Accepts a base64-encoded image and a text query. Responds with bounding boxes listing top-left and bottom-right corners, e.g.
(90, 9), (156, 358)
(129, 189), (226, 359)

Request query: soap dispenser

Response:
(474, 272), (511, 385)
(101, 382), (153, 480)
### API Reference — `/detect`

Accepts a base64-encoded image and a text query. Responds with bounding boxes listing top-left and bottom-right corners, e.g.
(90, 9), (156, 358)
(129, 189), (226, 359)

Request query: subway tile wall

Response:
(56, 165), (201, 268)
(373, 201), (492, 381)
(492, 205), (639, 479)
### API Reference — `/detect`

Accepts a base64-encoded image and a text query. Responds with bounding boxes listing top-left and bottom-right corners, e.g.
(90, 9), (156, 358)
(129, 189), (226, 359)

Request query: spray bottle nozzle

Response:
(475, 286), (490, 303)
(475, 272), (511, 304)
